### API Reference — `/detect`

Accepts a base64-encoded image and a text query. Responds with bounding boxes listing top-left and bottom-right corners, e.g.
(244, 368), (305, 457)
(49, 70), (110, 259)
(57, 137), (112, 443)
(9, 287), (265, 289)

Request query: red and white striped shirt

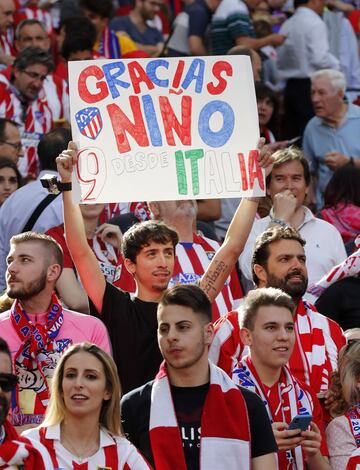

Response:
(169, 233), (243, 321)
(1, 64), (69, 122)
(24, 424), (152, 470)
(42, 72), (70, 122)
(14, 6), (53, 35)
(0, 31), (14, 57)
(0, 70), (53, 178)
(209, 299), (346, 394)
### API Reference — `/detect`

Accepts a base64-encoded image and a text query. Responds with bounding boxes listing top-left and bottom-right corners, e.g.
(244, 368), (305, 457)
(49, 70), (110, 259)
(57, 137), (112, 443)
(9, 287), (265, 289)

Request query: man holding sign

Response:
(56, 140), (273, 394)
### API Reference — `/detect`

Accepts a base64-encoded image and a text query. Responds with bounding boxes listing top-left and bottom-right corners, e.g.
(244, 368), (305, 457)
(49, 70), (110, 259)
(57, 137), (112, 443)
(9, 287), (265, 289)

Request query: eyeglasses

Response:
(0, 140), (22, 152)
(0, 373), (18, 392)
(21, 70), (47, 82)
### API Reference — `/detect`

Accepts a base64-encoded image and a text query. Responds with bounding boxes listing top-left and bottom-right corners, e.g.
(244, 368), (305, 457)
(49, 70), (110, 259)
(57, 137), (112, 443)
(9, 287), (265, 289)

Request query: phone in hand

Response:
(288, 415), (312, 432)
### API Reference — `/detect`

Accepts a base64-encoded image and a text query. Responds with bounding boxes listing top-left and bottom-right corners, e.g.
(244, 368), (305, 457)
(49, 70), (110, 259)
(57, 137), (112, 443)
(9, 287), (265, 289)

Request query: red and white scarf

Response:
(149, 361), (251, 470)
(235, 357), (313, 470)
(11, 293), (63, 410)
(0, 420), (47, 469)
(209, 300), (345, 395)
(308, 234), (360, 299)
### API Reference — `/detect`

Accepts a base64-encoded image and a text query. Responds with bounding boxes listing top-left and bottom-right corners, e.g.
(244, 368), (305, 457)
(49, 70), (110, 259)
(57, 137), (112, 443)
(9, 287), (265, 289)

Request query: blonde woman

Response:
(23, 342), (152, 469)
(326, 340), (360, 469)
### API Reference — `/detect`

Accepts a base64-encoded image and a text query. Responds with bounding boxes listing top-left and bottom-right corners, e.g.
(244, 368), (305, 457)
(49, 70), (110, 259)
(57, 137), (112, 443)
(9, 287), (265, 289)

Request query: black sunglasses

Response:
(0, 373), (18, 392)
(344, 338), (360, 353)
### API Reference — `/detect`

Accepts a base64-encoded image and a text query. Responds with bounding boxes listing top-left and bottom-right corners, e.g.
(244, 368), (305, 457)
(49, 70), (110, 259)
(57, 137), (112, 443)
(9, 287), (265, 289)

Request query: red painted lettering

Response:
(248, 149), (264, 190)
(78, 66), (109, 104)
(171, 60), (185, 89)
(107, 97), (150, 153)
(237, 152), (248, 191)
(128, 61), (155, 94)
(159, 96), (192, 146)
(207, 61), (233, 95)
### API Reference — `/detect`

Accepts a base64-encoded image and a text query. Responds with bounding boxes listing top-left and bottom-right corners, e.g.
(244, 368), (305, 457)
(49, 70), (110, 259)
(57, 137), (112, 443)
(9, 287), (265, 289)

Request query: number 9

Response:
(76, 147), (106, 201)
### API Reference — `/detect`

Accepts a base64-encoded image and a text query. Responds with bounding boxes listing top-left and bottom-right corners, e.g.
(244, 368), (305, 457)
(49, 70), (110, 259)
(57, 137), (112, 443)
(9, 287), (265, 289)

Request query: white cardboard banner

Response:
(69, 56), (263, 203)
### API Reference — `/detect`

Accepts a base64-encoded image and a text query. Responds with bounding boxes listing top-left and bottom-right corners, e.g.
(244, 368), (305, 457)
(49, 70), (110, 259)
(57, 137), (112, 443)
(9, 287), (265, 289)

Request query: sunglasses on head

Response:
(0, 373), (17, 392)
(344, 338), (360, 353)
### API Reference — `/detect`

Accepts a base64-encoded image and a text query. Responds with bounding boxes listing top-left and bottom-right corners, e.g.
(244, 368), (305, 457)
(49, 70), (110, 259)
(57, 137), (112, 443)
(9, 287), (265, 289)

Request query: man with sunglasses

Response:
(0, 337), (53, 468)
(0, 47), (54, 179)
(0, 118), (23, 164)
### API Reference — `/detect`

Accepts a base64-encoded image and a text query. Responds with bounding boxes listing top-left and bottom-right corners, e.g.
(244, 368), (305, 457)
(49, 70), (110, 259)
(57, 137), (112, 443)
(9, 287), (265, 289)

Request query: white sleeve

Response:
(326, 416), (356, 470)
(238, 226), (258, 281)
(307, 21), (340, 70)
(331, 226), (347, 265)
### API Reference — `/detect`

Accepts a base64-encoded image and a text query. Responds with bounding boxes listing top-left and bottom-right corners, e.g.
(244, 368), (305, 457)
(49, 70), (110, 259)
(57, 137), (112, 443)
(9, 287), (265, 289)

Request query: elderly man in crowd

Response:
(303, 69), (360, 209)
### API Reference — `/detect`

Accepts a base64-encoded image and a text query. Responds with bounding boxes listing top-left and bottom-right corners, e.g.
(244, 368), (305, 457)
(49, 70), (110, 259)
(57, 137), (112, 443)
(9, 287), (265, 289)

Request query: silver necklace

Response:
(61, 431), (100, 463)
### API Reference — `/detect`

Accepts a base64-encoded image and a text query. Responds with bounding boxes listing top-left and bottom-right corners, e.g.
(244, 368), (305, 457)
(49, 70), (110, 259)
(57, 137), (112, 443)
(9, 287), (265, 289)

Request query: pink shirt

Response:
(0, 307), (111, 426)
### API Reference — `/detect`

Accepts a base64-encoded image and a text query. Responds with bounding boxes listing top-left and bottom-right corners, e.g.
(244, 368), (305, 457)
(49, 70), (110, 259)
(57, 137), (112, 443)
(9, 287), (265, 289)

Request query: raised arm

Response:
(56, 142), (106, 313)
(200, 141), (273, 302)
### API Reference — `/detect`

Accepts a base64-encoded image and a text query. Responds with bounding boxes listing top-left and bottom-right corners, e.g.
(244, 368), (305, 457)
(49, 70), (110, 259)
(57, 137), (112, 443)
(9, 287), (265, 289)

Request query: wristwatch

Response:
(57, 181), (72, 191)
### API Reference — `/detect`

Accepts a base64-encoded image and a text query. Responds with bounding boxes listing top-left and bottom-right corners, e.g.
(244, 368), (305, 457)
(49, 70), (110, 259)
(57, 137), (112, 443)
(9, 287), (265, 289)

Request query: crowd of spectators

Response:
(0, 0), (359, 468)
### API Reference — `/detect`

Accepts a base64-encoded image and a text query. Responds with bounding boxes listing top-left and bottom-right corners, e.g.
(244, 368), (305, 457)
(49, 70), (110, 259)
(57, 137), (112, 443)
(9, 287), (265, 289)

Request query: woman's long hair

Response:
(42, 342), (122, 435)
(330, 341), (360, 416)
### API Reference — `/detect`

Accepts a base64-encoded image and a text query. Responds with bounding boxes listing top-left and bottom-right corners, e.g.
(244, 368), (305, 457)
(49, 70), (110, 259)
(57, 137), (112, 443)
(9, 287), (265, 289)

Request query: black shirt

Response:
(315, 277), (360, 331)
(90, 282), (162, 394)
(172, 383), (208, 470)
(121, 380), (278, 467)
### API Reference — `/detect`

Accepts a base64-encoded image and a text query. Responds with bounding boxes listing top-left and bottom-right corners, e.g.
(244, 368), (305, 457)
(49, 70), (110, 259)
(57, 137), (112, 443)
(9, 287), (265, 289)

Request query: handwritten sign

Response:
(69, 56), (263, 203)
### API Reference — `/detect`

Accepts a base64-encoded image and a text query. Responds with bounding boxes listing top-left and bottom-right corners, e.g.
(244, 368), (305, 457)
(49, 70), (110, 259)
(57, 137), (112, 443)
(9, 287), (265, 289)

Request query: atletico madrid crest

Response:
(76, 107), (103, 140)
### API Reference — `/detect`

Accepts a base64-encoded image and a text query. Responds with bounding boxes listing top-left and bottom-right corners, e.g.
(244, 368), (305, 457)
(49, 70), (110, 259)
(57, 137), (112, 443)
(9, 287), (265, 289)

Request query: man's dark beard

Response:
(0, 395), (9, 426)
(7, 270), (47, 300)
(266, 269), (308, 302)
